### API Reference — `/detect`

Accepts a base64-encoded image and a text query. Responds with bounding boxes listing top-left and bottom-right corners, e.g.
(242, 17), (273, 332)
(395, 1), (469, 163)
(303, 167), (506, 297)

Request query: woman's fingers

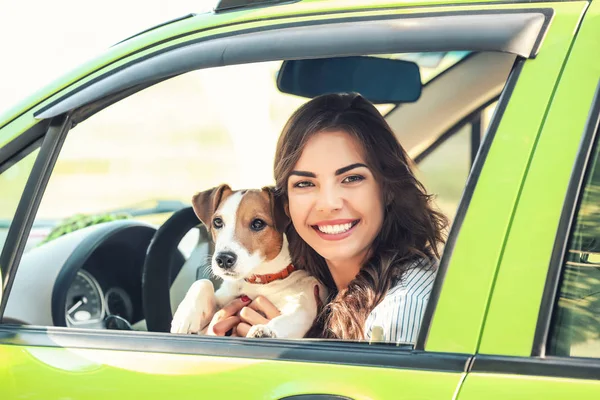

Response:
(239, 306), (270, 326)
(204, 295), (280, 336)
(208, 316), (241, 336)
(217, 297), (251, 318)
(248, 295), (281, 320)
(235, 322), (252, 337)
(205, 296), (251, 336)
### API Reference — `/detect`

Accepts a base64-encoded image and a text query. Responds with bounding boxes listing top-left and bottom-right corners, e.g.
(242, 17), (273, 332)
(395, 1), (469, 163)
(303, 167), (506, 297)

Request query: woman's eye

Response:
(250, 218), (266, 231)
(212, 217), (223, 229)
(293, 181), (314, 188)
(342, 175), (365, 184)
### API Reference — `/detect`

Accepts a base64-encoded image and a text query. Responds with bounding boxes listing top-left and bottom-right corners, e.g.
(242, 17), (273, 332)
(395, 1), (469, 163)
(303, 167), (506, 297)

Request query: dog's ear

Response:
(191, 184), (231, 228)
(262, 186), (290, 233)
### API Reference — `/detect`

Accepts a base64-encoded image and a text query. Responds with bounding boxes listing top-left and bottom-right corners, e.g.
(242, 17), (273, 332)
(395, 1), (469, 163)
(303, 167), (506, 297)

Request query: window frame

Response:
(0, 6), (552, 371)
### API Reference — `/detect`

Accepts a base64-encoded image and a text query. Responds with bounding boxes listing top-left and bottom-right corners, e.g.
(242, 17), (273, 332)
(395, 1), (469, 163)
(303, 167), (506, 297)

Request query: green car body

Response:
(2, 0), (600, 398)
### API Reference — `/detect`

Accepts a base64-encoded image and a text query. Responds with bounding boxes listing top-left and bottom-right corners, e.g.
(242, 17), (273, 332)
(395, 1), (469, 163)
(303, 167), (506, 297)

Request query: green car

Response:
(2, 0), (600, 398)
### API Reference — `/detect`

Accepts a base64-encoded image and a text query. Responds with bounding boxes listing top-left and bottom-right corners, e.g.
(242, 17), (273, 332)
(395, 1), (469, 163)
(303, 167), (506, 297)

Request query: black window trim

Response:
(531, 78), (600, 358)
(470, 114), (483, 167)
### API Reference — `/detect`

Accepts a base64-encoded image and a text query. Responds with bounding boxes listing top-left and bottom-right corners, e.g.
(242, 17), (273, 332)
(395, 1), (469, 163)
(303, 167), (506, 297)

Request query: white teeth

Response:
(317, 223), (353, 234)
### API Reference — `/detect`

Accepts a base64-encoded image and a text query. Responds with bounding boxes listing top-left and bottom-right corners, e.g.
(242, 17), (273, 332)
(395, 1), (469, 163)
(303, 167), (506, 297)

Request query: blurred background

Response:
(0, 0), (211, 113)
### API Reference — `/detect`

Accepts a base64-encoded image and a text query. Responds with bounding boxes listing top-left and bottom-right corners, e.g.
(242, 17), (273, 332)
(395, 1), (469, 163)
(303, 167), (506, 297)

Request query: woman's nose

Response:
(315, 185), (343, 212)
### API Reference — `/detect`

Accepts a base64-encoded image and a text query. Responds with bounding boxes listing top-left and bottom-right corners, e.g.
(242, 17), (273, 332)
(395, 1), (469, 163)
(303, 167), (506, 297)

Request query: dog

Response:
(170, 184), (327, 338)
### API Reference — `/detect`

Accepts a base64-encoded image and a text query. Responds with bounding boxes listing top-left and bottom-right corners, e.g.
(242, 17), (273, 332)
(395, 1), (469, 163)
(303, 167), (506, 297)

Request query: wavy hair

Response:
(274, 93), (448, 340)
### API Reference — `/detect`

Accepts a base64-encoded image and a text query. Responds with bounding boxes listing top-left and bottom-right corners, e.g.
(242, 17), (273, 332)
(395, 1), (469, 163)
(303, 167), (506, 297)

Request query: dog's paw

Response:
(171, 303), (203, 334)
(171, 280), (215, 334)
(247, 324), (277, 339)
(171, 297), (213, 334)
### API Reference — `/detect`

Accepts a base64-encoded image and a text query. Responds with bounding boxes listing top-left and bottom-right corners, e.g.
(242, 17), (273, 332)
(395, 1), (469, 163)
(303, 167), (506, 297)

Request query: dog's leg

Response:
(247, 299), (317, 339)
(170, 279), (217, 334)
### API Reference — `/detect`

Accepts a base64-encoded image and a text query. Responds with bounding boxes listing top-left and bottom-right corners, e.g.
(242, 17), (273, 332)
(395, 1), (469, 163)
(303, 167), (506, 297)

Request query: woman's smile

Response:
(312, 219), (360, 240)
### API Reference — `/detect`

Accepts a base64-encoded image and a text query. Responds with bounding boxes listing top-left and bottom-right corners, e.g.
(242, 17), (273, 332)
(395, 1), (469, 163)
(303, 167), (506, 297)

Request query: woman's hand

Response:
(205, 296), (251, 336)
(234, 295), (281, 337)
(234, 285), (324, 337)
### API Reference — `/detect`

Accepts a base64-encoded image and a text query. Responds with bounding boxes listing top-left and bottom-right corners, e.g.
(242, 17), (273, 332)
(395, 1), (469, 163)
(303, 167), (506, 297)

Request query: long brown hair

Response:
(274, 92), (447, 340)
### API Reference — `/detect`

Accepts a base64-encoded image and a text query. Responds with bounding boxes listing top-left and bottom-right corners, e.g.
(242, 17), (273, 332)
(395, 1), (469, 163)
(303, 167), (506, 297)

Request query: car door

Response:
(0, 1), (588, 399)
(457, 0), (600, 398)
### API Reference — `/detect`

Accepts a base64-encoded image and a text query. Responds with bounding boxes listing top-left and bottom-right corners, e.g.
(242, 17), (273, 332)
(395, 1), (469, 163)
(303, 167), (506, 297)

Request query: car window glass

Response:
(548, 128), (600, 358)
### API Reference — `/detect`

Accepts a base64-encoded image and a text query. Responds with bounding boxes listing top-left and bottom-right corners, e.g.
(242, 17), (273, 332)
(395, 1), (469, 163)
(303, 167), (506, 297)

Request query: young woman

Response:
(208, 92), (447, 343)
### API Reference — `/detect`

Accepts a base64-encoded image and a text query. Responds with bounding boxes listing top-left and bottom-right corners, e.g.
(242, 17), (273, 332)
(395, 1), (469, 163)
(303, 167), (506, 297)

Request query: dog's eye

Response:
(250, 219), (266, 231)
(212, 217), (223, 229)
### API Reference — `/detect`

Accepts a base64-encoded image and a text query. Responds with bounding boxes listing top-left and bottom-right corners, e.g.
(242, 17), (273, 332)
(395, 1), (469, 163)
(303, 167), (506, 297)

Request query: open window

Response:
(2, 50), (515, 334)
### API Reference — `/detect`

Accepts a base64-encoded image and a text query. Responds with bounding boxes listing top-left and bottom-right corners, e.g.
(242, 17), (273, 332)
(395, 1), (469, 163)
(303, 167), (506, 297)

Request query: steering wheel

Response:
(142, 206), (203, 332)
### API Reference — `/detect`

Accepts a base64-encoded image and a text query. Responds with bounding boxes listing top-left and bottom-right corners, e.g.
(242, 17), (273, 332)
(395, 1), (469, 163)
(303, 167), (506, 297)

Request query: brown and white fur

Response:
(170, 184), (327, 338)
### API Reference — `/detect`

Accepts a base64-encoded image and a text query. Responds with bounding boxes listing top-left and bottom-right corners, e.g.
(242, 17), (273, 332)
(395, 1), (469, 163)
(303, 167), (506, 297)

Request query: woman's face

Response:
(287, 130), (385, 265)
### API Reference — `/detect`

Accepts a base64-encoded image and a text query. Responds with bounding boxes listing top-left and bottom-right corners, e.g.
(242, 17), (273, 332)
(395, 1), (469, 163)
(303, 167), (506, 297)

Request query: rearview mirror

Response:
(277, 56), (422, 104)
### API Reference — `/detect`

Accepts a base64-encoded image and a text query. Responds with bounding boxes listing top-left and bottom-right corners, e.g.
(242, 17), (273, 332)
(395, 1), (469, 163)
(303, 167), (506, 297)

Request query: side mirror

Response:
(277, 56), (422, 104)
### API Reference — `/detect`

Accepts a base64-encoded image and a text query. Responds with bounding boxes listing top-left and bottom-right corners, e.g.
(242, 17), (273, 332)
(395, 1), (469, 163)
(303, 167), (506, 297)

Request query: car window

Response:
(548, 131), (600, 358)
(0, 149), (39, 262)
(3, 51), (513, 343)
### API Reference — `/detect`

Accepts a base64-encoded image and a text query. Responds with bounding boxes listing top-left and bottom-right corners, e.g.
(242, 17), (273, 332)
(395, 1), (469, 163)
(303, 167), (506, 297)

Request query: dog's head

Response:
(191, 184), (290, 280)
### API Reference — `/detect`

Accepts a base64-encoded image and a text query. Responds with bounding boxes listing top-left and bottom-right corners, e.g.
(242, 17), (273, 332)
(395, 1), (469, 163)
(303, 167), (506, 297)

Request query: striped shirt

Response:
(365, 257), (437, 344)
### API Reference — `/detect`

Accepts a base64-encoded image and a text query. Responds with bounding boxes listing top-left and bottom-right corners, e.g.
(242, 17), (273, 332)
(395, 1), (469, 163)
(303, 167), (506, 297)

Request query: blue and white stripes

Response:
(365, 257), (437, 344)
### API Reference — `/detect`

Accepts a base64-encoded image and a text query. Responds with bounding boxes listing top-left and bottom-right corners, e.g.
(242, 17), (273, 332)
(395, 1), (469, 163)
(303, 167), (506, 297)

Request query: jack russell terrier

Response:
(171, 184), (327, 338)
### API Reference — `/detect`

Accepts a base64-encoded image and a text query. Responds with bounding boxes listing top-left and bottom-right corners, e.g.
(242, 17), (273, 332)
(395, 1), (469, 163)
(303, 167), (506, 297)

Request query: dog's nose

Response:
(215, 251), (237, 269)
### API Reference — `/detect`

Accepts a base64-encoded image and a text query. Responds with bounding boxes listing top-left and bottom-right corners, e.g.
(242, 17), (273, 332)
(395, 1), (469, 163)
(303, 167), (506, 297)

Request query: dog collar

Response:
(245, 264), (296, 284)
